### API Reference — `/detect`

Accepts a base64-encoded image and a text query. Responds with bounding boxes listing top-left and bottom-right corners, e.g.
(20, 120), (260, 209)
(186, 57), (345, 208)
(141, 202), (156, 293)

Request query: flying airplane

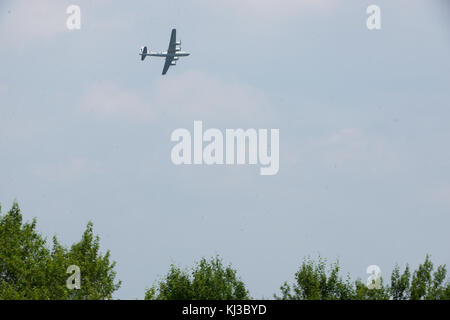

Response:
(139, 28), (190, 75)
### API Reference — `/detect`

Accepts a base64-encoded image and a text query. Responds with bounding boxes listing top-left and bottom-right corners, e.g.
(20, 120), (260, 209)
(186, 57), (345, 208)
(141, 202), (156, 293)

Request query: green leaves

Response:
(0, 202), (120, 300)
(1, 201), (449, 300)
(277, 255), (450, 300)
(276, 256), (355, 300)
(66, 222), (121, 299)
(145, 256), (250, 300)
(390, 264), (411, 300)
(410, 255), (449, 300)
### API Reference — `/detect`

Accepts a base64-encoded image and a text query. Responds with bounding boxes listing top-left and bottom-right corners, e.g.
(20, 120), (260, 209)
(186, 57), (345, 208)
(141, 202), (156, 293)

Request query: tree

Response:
(145, 256), (250, 300)
(0, 202), (121, 299)
(278, 255), (450, 300)
(276, 256), (355, 300)
(353, 278), (389, 300)
(390, 264), (411, 300)
(409, 255), (450, 300)
(387, 255), (450, 300)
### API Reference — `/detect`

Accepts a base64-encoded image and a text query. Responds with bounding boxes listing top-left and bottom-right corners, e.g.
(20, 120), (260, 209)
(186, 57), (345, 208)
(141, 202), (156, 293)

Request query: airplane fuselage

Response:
(146, 51), (190, 58)
(140, 28), (189, 75)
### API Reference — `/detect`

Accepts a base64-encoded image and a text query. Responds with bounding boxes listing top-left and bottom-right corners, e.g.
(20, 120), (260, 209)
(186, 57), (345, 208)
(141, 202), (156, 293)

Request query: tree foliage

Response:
(402, 255), (450, 300)
(277, 255), (450, 300)
(145, 256), (250, 300)
(0, 202), (120, 299)
(277, 256), (354, 300)
(2, 202), (450, 300)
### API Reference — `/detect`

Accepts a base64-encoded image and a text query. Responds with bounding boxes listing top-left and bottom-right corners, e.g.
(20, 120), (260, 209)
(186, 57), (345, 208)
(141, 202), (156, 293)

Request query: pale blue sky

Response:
(1, 0), (449, 299)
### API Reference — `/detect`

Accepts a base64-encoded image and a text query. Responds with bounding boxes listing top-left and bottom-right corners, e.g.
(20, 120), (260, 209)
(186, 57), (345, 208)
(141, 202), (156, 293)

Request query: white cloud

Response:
(152, 71), (272, 121)
(81, 70), (273, 124)
(287, 128), (400, 175)
(319, 128), (399, 171)
(195, 0), (338, 20)
(0, 0), (116, 50)
(82, 82), (153, 120)
(0, 0), (67, 44)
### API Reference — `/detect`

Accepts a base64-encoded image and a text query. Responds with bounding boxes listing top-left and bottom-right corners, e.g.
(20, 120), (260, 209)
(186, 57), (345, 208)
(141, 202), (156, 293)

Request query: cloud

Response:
(82, 82), (153, 120)
(195, 0), (338, 20)
(0, 0), (116, 50)
(287, 128), (400, 175)
(0, 0), (67, 44)
(81, 70), (273, 125)
(320, 128), (399, 171)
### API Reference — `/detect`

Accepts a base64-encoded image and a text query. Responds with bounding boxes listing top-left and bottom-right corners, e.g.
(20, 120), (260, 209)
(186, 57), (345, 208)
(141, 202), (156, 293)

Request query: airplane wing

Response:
(162, 28), (177, 75)
(167, 28), (177, 53)
(162, 56), (173, 75)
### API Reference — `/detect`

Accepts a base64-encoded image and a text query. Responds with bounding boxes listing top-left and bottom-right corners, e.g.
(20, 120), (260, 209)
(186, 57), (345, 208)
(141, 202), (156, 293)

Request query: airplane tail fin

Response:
(139, 46), (148, 61)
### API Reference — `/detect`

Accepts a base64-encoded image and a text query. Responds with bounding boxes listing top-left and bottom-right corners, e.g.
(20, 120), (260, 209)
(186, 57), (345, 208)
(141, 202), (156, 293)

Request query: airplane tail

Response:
(139, 46), (148, 61)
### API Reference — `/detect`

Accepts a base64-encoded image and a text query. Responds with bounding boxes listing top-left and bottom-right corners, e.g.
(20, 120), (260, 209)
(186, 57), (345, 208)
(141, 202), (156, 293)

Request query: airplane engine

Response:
(173, 57), (179, 61)
(140, 46), (148, 61)
(170, 61), (176, 66)
(175, 41), (181, 46)
(175, 47), (181, 52)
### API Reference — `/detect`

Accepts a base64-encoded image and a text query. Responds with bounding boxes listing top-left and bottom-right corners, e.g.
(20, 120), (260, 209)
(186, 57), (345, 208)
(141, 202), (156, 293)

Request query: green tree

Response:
(276, 256), (355, 300)
(409, 255), (450, 300)
(278, 255), (450, 300)
(390, 264), (411, 300)
(353, 278), (389, 300)
(0, 202), (120, 299)
(387, 256), (450, 300)
(145, 256), (250, 300)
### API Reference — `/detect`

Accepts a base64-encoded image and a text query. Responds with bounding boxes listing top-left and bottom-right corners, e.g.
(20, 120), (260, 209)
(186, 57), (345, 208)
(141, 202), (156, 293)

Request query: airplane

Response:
(139, 28), (190, 75)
